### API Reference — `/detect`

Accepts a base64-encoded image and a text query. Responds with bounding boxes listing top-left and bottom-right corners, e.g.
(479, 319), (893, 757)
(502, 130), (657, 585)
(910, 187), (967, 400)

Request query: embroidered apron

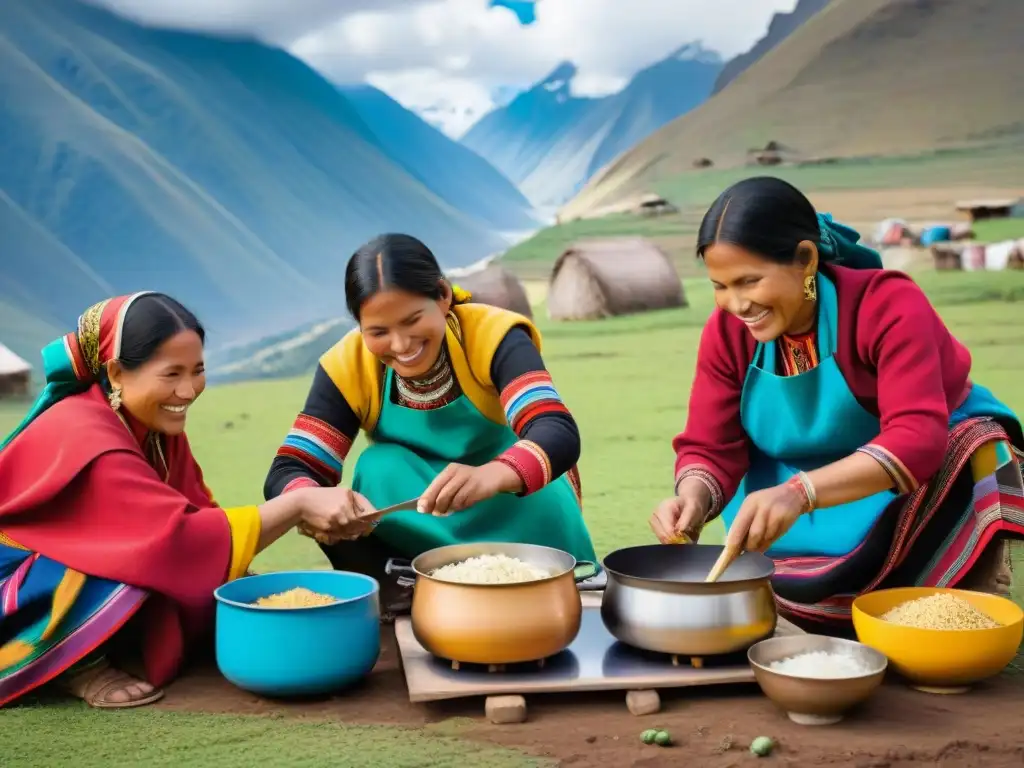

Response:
(350, 369), (597, 563)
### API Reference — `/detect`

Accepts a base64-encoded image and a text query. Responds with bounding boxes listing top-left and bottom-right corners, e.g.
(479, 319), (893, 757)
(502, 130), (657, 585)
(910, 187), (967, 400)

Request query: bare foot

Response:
(65, 660), (165, 709)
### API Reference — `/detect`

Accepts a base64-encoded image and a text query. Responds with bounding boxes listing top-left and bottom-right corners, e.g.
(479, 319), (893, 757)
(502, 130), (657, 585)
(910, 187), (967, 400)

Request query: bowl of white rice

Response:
(747, 635), (888, 725)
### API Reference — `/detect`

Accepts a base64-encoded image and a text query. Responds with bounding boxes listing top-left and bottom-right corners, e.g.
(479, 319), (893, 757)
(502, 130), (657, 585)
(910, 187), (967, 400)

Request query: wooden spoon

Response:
(705, 541), (742, 583)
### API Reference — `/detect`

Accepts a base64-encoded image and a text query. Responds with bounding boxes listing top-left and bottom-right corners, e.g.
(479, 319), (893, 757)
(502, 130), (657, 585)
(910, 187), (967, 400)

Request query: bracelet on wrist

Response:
(785, 471), (817, 514)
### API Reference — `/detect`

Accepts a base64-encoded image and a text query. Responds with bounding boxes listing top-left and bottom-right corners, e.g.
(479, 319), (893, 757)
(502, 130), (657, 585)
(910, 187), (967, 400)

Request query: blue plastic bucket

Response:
(214, 570), (380, 697)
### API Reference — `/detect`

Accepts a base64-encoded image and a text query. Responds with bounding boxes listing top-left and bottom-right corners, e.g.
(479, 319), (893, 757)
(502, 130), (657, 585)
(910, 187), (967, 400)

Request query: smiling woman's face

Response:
(358, 287), (451, 378)
(110, 330), (206, 435)
(703, 241), (817, 342)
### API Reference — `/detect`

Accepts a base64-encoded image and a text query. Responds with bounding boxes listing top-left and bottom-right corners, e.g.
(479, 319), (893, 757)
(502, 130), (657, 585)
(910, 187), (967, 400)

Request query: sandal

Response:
(64, 660), (165, 709)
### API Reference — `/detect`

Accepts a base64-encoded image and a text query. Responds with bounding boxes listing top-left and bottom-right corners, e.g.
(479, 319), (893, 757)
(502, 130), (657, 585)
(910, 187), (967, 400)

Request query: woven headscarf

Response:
(0, 292), (153, 451)
(817, 213), (883, 270)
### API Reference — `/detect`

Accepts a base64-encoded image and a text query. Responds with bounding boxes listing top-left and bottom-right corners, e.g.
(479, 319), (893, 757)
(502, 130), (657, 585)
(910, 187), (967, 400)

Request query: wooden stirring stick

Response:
(705, 541), (742, 583)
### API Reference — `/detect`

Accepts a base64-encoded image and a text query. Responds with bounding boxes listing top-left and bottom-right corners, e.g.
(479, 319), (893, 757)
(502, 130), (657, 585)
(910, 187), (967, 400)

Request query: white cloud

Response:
(367, 69), (495, 137)
(293, 0), (797, 134)
(83, 0), (798, 136)
(82, 0), (406, 43)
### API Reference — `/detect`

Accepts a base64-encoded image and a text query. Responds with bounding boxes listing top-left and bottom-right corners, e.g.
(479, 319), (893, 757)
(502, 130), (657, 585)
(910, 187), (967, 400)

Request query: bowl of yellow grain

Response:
(214, 570), (380, 697)
(852, 587), (1023, 693)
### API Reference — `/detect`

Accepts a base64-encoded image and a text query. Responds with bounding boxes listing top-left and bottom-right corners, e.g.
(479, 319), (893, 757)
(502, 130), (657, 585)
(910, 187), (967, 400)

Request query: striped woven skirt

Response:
(772, 416), (1024, 625)
(0, 538), (147, 707)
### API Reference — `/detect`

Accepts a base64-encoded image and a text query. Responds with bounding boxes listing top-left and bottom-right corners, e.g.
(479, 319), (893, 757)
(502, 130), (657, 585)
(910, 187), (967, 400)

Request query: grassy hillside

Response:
(561, 0), (1024, 219)
(507, 148), (1024, 282)
(974, 218), (1024, 242)
(712, 0), (832, 94)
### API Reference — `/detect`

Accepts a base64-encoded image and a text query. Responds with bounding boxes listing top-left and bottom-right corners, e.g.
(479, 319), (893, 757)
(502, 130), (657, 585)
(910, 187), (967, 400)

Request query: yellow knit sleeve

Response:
(223, 506), (261, 581)
(319, 328), (385, 433)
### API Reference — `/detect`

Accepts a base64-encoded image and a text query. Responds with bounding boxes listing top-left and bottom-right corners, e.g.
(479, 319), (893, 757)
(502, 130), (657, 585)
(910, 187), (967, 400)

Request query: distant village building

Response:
(547, 238), (687, 322)
(746, 140), (797, 167)
(636, 193), (679, 217)
(0, 343), (32, 398)
(955, 198), (1019, 223)
(451, 264), (534, 318)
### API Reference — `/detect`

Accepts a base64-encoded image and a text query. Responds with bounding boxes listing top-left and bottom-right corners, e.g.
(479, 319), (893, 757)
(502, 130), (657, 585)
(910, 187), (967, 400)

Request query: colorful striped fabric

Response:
(496, 372), (574, 496)
(857, 443), (917, 494)
(282, 476), (321, 494)
(773, 418), (1024, 624)
(497, 440), (552, 495)
(0, 541), (147, 707)
(275, 414), (351, 487)
(565, 465), (583, 505)
(500, 371), (569, 434)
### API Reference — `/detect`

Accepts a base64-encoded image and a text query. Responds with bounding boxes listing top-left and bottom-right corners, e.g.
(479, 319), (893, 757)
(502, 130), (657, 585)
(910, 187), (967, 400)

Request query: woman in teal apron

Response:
(265, 234), (596, 616)
(652, 177), (1024, 626)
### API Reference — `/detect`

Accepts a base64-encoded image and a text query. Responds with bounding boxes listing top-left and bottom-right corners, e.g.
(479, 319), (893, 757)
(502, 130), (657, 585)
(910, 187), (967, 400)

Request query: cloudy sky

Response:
(87, 0), (798, 136)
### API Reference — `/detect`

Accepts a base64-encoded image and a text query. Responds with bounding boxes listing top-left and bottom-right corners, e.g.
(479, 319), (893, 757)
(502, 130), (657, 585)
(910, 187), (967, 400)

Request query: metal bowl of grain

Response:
(747, 635), (888, 725)
(852, 587), (1024, 693)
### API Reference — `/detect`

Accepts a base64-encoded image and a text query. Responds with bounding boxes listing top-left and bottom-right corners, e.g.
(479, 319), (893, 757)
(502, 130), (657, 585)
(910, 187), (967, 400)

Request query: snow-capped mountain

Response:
(459, 44), (723, 207)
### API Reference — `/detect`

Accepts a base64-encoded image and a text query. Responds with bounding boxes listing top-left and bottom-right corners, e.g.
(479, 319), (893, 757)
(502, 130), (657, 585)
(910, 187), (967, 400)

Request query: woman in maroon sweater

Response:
(652, 177), (1024, 626)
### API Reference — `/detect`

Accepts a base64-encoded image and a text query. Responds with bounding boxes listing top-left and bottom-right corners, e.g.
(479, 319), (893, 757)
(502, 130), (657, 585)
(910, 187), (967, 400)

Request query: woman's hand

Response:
(726, 481), (809, 553)
(418, 462), (522, 517)
(650, 477), (712, 544)
(296, 487), (379, 545)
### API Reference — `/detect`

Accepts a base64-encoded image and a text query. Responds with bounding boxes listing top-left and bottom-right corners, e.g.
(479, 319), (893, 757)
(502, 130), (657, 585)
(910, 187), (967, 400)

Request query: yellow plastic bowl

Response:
(852, 587), (1023, 692)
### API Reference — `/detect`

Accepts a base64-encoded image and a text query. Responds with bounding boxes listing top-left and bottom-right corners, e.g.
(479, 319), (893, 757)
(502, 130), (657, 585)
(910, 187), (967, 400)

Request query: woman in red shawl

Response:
(0, 293), (379, 709)
(651, 177), (1024, 628)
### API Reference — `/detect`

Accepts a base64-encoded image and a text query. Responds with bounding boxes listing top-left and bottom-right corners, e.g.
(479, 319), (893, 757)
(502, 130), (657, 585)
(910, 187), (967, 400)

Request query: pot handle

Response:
(384, 558), (418, 589)
(573, 560), (600, 583)
(384, 558), (415, 577)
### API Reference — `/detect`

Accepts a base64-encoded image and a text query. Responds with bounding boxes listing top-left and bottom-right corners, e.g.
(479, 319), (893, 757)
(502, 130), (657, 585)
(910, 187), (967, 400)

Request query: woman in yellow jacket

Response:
(265, 234), (597, 615)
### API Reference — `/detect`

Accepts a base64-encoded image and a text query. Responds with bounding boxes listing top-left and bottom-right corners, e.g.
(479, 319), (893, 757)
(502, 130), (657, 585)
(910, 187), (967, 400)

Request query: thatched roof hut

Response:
(746, 140), (798, 167)
(452, 264), (533, 318)
(0, 343), (31, 398)
(546, 238), (687, 321)
(954, 198), (1019, 223)
(636, 193), (679, 217)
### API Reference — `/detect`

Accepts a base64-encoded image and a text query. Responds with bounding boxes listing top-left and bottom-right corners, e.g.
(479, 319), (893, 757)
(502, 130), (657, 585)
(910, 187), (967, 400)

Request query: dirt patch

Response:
(161, 628), (1024, 767)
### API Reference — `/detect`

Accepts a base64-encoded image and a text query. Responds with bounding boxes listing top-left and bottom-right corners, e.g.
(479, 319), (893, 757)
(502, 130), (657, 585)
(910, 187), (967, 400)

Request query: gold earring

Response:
(108, 388), (122, 411)
(803, 274), (817, 302)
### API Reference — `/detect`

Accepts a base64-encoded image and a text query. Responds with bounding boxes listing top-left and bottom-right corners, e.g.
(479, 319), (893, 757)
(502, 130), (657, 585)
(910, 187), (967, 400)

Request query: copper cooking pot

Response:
(385, 542), (597, 665)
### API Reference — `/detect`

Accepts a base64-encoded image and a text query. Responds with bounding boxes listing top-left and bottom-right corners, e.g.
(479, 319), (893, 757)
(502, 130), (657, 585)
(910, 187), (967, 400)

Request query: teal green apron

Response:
(720, 273), (896, 557)
(351, 368), (597, 563)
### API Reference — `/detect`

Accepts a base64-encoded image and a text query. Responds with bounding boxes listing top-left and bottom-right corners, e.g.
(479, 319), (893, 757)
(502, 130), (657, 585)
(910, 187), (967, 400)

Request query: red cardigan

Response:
(673, 265), (972, 506)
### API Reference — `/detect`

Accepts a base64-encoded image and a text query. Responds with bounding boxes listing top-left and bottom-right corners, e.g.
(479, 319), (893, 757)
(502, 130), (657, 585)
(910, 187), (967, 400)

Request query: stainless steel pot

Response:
(386, 542), (598, 665)
(601, 544), (777, 657)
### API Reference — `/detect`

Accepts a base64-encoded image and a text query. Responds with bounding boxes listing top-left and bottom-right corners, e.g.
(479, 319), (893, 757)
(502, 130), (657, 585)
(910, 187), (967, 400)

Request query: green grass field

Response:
(503, 147), (1024, 281)
(2, 269), (1024, 766)
(974, 218), (1024, 242)
(648, 146), (1024, 210)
